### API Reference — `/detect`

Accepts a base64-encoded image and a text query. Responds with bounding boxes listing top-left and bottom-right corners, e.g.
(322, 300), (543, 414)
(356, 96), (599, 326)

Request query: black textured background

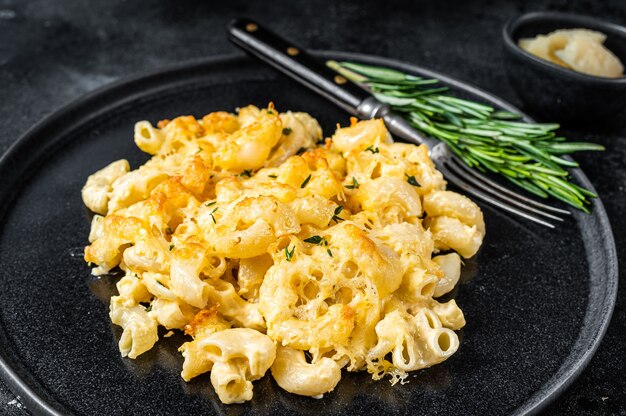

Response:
(0, 0), (624, 415)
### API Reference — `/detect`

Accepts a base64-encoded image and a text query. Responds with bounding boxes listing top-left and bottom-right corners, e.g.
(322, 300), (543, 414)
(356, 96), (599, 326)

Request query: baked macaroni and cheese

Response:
(82, 104), (485, 404)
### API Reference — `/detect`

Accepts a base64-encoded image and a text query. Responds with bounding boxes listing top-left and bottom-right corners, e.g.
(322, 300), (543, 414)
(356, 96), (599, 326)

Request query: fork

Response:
(227, 18), (570, 228)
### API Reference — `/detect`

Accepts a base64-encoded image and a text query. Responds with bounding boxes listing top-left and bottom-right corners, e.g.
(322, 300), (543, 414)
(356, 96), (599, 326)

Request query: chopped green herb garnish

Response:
(304, 235), (329, 246)
(303, 235), (332, 257)
(209, 207), (219, 224)
(267, 109), (275, 115)
(195, 147), (203, 154)
(296, 147), (307, 155)
(282, 127), (292, 136)
(239, 169), (253, 178)
(285, 245), (295, 262)
(304, 235), (324, 244)
(146, 304), (153, 312)
(206, 201), (217, 207)
(365, 145), (379, 154)
(169, 244), (175, 251)
(345, 176), (359, 189)
(332, 206), (344, 223)
(268, 174), (278, 179)
(406, 174), (421, 187)
(300, 174), (312, 188)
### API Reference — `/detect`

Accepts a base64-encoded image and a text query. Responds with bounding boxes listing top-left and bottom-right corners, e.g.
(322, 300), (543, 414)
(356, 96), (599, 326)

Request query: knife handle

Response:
(227, 18), (371, 115)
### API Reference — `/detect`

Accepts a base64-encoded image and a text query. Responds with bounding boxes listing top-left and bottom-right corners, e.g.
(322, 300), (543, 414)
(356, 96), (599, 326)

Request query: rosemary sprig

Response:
(327, 61), (604, 212)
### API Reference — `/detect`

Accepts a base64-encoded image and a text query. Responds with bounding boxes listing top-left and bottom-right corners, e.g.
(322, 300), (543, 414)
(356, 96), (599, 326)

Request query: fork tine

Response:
(448, 156), (571, 216)
(445, 159), (565, 222)
(437, 163), (557, 228)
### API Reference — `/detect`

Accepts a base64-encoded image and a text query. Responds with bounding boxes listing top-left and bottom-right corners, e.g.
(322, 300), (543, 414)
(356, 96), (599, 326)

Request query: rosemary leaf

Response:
(545, 142), (606, 153)
(339, 61), (407, 81)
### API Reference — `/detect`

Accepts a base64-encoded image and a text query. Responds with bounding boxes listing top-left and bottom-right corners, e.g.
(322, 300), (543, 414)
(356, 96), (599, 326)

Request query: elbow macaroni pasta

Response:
(82, 104), (485, 404)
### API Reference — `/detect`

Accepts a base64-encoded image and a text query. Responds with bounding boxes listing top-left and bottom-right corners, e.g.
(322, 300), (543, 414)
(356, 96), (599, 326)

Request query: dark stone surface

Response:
(0, 0), (623, 414)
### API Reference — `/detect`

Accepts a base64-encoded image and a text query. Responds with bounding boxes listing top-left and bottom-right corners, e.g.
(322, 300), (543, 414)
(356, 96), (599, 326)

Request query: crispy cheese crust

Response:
(82, 105), (485, 403)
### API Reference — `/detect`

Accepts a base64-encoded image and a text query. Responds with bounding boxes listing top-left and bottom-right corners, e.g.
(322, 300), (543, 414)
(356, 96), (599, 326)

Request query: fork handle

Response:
(227, 18), (372, 115)
(227, 18), (431, 147)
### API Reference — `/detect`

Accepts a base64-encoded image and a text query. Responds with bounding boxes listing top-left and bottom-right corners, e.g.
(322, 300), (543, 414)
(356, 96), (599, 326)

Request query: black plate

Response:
(0, 52), (617, 416)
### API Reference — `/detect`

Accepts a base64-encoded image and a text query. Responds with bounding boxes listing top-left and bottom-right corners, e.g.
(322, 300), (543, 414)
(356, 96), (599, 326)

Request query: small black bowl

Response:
(503, 12), (626, 123)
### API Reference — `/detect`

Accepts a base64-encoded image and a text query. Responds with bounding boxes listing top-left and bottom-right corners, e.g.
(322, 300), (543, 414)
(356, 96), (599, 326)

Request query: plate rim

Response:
(0, 51), (618, 416)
